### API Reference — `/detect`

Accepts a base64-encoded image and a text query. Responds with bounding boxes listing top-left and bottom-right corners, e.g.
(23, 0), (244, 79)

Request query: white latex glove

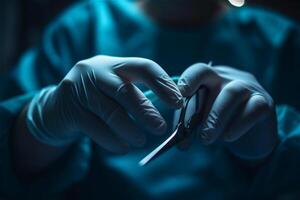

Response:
(176, 63), (278, 160)
(27, 56), (183, 153)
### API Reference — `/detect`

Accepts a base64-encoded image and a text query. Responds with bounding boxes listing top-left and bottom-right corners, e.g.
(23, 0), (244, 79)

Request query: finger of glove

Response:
(113, 58), (183, 108)
(77, 109), (129, 154)
(75, 79), (147, 147)
(115, 83), (167, 135)
(223, 94), (271, 142)
(78, 57), (169, 135)
(177, 63), (220, 97)
(197, 81), (250, 145)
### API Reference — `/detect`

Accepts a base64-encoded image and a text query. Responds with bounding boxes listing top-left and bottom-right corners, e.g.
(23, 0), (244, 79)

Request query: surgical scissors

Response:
(139, 89), (202, 166)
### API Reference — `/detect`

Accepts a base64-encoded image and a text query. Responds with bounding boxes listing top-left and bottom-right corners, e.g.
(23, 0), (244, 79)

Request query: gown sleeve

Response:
(250, 105), (300, 198)
(250, 24), (300, 198)
(271, 22), (300, 110)
(0, 1), (96, 198)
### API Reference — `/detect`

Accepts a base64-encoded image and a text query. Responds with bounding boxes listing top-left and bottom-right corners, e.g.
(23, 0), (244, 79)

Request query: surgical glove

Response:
(26, 56), (183, 152)
(176, 63), (278, 160)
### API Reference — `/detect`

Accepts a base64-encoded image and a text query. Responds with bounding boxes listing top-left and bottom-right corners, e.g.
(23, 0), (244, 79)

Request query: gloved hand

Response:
(175, 63), (278, 160)
(26, 56), (183, 153)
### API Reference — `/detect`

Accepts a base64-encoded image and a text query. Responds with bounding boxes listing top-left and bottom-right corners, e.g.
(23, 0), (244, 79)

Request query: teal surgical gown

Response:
(1, 0), (300, 199)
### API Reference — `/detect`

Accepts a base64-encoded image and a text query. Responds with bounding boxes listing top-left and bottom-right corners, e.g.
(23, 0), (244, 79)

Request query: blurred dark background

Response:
(1, 0), (299, 72)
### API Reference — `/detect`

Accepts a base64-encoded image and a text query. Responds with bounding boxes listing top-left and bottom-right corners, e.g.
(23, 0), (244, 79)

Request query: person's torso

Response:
(64, 1), (299, 199)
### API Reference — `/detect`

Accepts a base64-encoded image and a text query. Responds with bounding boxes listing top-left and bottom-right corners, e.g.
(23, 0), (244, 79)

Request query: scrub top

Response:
(1, 0), (300, 199)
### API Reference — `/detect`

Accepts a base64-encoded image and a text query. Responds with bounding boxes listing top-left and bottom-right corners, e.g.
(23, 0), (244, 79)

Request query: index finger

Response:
(113, 57), (184, 108)
(177, 63), (220, 97)
(87, 56), (181, 135)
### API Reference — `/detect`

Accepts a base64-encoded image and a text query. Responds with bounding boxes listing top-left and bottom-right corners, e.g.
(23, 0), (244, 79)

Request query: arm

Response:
(250, 106), (300, 198)
(4, 1), (93, 179)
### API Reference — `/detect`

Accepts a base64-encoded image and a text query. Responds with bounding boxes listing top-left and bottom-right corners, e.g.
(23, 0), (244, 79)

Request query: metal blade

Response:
(139, 124), (181, 166)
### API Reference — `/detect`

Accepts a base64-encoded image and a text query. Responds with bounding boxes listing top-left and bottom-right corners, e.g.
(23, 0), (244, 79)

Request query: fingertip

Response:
(164, 93), (184, 109)
(177, 85), (185, 96)
(159, 75), (184, 108)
